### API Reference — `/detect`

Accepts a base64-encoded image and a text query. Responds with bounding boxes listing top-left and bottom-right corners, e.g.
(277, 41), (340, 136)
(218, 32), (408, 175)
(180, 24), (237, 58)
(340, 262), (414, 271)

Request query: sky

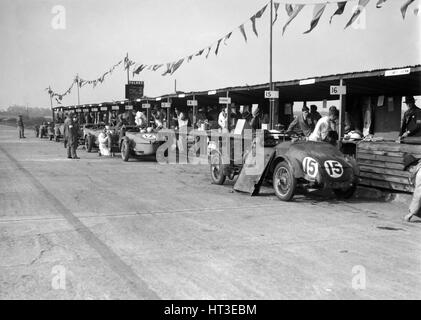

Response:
(0, 0), (420, 109)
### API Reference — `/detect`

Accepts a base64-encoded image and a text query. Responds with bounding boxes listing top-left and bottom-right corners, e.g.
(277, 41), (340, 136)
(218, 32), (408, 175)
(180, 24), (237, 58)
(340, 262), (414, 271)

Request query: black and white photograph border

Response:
(0, 0), (420, 301)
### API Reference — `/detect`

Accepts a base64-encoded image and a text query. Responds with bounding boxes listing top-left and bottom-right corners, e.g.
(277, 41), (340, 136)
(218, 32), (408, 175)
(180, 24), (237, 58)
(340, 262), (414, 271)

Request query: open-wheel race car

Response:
(120, 127), (166, 161)
(209, 131), (360, 201)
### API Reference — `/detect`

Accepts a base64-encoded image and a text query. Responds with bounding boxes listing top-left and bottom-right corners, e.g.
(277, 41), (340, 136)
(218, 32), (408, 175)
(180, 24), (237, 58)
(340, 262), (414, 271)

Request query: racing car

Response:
(120, 127), (166, 161)
(209, 132), (359, 201)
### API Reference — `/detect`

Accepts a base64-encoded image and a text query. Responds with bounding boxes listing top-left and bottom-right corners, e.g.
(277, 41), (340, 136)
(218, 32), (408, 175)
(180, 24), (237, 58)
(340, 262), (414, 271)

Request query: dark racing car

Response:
(268, 140), (359, 201)
(209, 132), (359, 201)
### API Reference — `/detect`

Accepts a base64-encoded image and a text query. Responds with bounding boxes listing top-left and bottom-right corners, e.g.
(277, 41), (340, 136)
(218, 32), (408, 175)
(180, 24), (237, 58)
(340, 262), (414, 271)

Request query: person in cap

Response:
(403, 154), (421, 222)
(286, 105), (314, 138)
(399, 96), (421, 140)
(250, 105), (261, 131)
(63, 112), (79, 159)
(16, 115), (25, 139)
(98, 126), (111, 156)
(309, 106), (339, 144)
(310, 104), (322, 124)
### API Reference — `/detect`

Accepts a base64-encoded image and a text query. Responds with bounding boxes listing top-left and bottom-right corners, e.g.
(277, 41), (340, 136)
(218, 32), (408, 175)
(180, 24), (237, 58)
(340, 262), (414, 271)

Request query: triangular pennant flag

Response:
(162, 63), (173, 76)
(401, 0), (415, 18)
(147, 65), (154, 70)
(187, 55), (193, 62)
(282, 4), (305, 35)
(170, 58), (184, 75)
(345, 0), (370, 29)
(285, 4), (294, 16)
(376, 0), (387, 8)
(223, 32), (232, 45)
(195, 49), (204, 56)
(205, 46), (212, 59)
(272, 2), (280, 25)
(153, 64), (163, 71)
(329, 1), (347, 24)
(304, 3), (327, 34)
(133, 64), (147, 75)
(239, 24), (247, 42)
(250, 4), (268, 37)
(215, 38), (222, 55)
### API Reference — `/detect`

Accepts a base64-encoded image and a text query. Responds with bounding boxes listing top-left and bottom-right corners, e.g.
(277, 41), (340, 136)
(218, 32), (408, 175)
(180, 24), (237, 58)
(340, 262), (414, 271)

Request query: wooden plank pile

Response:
(356, 142), (421, 193)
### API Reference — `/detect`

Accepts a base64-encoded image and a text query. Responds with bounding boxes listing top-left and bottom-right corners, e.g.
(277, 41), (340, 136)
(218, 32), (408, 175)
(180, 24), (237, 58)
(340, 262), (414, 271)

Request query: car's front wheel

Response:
(334, 183), (357, 199)
(121, 140), (130, 162)
(210, 152), (226, 185)
(273, 161), (296, 201)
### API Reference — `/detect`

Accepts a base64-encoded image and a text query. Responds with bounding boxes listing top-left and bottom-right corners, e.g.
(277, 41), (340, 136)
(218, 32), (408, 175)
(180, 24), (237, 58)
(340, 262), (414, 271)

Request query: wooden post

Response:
(167, 98), (171, 129)
(226, 91), (231, 132)
(339, 78), (345, 143)
(269, 0), (274, 130)
(192, 94), (197, 128)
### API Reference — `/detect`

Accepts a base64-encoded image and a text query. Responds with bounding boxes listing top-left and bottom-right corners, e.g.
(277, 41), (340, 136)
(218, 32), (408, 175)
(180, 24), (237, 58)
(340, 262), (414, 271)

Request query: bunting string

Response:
(47, 0), (418, 105)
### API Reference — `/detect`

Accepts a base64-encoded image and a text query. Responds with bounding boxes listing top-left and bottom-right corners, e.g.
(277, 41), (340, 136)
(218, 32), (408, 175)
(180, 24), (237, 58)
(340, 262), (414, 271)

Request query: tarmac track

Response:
(0, 125), (420, 299)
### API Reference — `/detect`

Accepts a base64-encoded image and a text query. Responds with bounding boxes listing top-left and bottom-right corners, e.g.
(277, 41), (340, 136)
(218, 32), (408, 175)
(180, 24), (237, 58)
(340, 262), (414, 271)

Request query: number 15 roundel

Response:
(324, 160), (344, 178)
(302, 157), (318, 178)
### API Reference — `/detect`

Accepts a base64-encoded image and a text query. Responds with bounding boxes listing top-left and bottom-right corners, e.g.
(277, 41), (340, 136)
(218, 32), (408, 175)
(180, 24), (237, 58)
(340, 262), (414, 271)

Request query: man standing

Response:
(309, 106), (339, 143)
(286, 106), (314, 138)
(404, 155), (421, 222)
(218, 107), (228, 133)
(17, 115), (25, 139)
(399, 96), (421, 140)
(64, 113), (79, 159)
(310, 105), (322, 124)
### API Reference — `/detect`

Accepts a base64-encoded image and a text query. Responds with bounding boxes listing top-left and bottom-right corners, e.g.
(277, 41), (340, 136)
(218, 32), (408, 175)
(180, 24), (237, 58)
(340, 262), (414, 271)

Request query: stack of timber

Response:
(356, 142), (421, 193)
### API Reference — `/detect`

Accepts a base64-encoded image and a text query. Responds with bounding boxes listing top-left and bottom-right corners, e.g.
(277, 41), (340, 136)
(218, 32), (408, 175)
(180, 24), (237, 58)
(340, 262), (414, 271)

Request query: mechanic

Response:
(63, 113), (79, 159)
(310, 104), (322, 124)
(17, 115), (25, 139)
(399, 96), (421, 140)
(250, 105), (261, 132)
(218, 107), (229, 133)
(309, 106), (339, 143)
(286, 105), (314, 139)
(404, 155), (421, 222)
(98, 126), (111, 156)
(135, 110), (147, 128)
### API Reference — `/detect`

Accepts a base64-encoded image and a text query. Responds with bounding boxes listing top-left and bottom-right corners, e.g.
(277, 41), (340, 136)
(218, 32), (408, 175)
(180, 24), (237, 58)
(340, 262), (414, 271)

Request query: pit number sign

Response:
(264, 91), (279, 99)
(187, 100), (198, 107)
(330, 86), (346, 95)
(219, 97), (231, 104)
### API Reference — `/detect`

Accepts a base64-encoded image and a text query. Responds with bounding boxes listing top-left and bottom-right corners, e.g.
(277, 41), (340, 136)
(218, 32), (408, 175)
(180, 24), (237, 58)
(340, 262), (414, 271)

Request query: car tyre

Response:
(121, 140), (130, 162)
(210, 152), (226, 185)
(334, 183), (357, 199)
(273, 161), (296, 201)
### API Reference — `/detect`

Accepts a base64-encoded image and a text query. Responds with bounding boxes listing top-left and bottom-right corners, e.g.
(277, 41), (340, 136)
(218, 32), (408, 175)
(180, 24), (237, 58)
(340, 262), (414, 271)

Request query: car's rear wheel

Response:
(85, 135), (93, 152)
(210, 152), (226, 185)
(334, 183), (357, 199)
(121, 140), (130, 162)
(273, 161), (296, 201)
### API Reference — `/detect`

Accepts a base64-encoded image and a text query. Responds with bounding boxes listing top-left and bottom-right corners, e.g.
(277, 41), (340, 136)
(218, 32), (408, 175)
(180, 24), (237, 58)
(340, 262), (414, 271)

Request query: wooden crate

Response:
(356, 142), (418, 193)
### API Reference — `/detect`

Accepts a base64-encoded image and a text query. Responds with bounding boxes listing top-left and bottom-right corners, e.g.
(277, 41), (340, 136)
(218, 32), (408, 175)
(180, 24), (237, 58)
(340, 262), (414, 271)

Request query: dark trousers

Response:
(67, 140), (77, 158)
(18, 126), (25, 138)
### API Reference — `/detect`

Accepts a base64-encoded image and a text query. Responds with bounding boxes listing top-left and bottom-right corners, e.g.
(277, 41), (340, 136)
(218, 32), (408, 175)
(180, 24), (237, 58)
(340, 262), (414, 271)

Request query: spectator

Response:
(63, 113), (79, 159)
(404, 154), (421, 222)
(399, 96), (421, 139)
(17, 115), (25, 139)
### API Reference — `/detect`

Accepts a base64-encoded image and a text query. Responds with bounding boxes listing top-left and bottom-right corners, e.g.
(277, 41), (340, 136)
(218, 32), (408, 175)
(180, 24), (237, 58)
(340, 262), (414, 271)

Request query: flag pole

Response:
(269, 0), (274, 130)
(76, 74), (80, 105)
